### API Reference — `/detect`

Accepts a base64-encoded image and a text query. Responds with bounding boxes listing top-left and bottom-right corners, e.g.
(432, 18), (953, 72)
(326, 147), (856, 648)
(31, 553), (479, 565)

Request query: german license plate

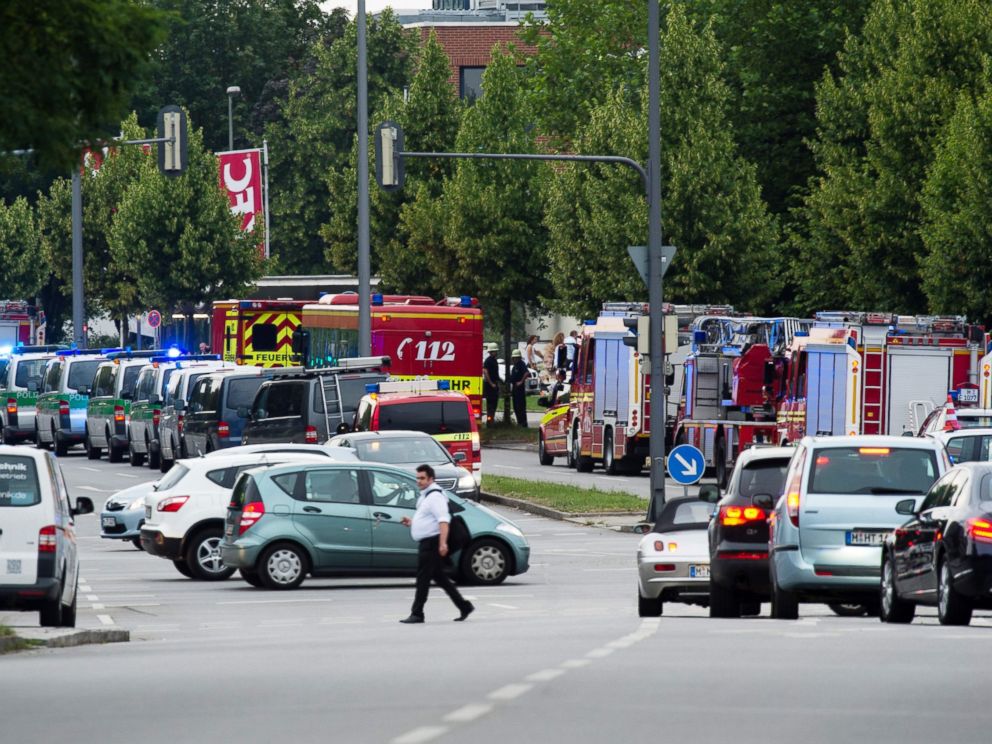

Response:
(102, 516), (116, 528)
(7, 559), (21, 575)
(846, 530), (887, 546)
(958, 388), (979, 404)
(145, 506), (152, 520)
(690, 563), (710, 578)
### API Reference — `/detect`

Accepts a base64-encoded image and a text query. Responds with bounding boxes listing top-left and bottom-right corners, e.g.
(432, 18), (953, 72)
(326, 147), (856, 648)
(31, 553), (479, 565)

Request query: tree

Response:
(36, 179), (77, 342)
(0, 0), (166, 169)
(0, 197), (45, 300)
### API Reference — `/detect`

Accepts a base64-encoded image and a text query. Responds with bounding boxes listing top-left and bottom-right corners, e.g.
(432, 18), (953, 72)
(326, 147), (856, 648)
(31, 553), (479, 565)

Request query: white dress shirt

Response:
(410, 485), (451, 541)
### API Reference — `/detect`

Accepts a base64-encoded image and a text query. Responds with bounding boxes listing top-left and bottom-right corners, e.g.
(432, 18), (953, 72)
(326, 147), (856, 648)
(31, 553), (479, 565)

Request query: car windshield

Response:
(121, 365), (143, 397)
(354, 437), (451, 465)
(14, 359), (47, 389)
(67, 359), (102, 391)
(156, 463), (189, 491)
(0, 455), (41, 507)
(738, 458), (791, 500)
(225, 377), (264, 412)
(809, 447), (939, 495)
(377, 400), (472, 435)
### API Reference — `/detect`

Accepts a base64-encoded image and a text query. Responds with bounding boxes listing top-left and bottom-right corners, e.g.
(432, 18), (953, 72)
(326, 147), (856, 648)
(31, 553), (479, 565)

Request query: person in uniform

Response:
(483, 342), (501, 425)
(510, 349), (529, 427)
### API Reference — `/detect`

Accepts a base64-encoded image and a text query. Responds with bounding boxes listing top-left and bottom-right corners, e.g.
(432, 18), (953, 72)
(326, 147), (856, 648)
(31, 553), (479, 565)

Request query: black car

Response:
(880, 461), (992, 626)
(705, 446), (793, 618)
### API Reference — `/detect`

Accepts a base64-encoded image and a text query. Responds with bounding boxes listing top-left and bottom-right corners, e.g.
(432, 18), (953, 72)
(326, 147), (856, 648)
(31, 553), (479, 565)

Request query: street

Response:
(1, 455), (991, 744)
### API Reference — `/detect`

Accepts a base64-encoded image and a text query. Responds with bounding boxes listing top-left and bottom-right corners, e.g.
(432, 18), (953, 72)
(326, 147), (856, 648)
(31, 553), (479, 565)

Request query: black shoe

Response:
(399, 615), (424, 624)
(454, 603), (475, 622)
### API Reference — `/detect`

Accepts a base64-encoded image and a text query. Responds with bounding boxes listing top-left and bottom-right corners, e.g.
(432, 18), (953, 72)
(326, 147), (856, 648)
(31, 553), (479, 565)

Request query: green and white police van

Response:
(0, 345), (68, 445)
(84, 351), (162, 463)
(36, 350), (109, 456)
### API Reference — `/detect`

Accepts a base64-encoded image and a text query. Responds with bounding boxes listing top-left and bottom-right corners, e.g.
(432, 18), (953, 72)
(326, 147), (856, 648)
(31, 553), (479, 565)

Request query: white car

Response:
(204, 443), (358, 460)
(0, 447), (94, 627)
(636, 496), (713, 616)
(930, 427), (992, 464)
(140, 452), (330, 580)
(918, 406), (992, 436)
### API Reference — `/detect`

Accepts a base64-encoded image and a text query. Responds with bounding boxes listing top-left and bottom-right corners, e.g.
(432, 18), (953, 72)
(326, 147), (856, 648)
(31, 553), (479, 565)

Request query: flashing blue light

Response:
(318, 291), (327, 298)
(365, 383), (380, 394)
(584, 319), (595, 325)
(15, 342), (23, 348)
(100, 347), (123, 355)
(693, 330), (707, 344)
(167, 346), (182, 359)
(437, 380), (450, 390)
(794, 331), (809, 337)
(949, 390), (959, 401)
(460, 295), (472, 308)
(372, 293), (384, 306)
(0, 345), (12, 355)
(70, 342), (78, 350)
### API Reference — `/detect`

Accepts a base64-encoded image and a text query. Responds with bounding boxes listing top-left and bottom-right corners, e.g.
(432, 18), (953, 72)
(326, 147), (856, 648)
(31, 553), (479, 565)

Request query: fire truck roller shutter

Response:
(594, 337), (629, 423)
(805, 347), (851, 437)
(886, 349), (952, 435)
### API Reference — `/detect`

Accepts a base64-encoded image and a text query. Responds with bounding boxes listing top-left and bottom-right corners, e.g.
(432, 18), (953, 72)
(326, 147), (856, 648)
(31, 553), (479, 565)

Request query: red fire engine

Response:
(776, 312), (988, 443)
(0, 301), (34, 348)
(211, 299), (306, 367)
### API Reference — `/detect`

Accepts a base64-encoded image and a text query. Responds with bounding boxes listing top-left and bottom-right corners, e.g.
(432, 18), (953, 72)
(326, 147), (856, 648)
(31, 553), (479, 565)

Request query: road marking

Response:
(526, 668), (564, 682)
(86, 594), (99, 601)
(80, 467), (101, 473)
(493, 465), (523, 470)
(117, 473), (138, 479)
(77, 486), (107, 492)
(586, 647), (614, 659)
(488, 683), (532, 701)
(443, 703), (494, 723)
(91, 603), (105, 610)
(488, 603), (519, 610)
(560, 659), (591, 669)
(97, 614), (115, 626)
(216, 598), (335, 606)
(391, 726), (449, 744)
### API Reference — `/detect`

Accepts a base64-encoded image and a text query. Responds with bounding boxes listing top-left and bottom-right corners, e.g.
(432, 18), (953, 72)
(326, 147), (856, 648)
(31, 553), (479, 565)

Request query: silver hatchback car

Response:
(769, 435), (948, 619)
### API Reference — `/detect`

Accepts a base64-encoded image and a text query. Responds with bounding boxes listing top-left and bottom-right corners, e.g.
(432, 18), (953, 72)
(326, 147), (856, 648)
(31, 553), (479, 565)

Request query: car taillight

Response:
(471, 431), (480, 455)
(218, 421), (230, 438)
(38, 525), (57, 553)
(718, 551), (767, 560)
(305, 425), (318, 444)
(239, 501), (265, 535)
(177, 412), (185, 434)
(654, 564), (676, 572)
(967, 517), (992, 544)
(787, 491), (800, 527)
(114, 404), (125, 423)
(152, 409), (161, 427)
(59, 399), (70, 416)
(157, 495), (189, 512)
(720, 505), (767, 527)
(6, 397), (16, 415)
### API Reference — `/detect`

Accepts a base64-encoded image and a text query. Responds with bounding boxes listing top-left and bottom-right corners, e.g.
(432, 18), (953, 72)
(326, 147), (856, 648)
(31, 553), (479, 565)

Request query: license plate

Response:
(958, 388), (979, 404)
(6, 559), (21, 575)
(690, 563), (710, 578)
(846, 530), (887, 546)
(102, 516), (116, 528)
(145, 506), (152, 520)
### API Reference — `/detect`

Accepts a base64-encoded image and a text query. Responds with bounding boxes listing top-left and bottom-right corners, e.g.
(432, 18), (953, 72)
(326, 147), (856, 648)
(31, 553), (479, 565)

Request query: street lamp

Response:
(226, 85), (241, 151)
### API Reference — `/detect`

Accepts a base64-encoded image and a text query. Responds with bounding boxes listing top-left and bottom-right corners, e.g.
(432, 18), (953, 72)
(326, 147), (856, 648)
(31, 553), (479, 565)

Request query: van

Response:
(0, 349), (61, 444)
(182, 369), (271, 456)
(85, 352), (159, 463)
(158, 364), (236, 472)
(0, 448), (93, 626)
(35, 350), (108, 456)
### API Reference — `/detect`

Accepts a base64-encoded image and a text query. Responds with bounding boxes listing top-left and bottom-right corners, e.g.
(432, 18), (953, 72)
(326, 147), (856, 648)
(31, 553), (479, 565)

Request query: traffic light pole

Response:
(356, 0), (371, 356)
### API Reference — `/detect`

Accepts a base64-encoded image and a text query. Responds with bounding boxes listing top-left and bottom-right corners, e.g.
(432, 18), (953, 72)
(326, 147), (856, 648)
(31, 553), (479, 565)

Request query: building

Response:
(399, 1), (546, 99)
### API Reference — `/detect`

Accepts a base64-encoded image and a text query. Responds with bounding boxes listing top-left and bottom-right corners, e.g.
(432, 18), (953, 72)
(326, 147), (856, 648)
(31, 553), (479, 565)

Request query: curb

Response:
(478, 491), (651, 534)
(0, 627), (129, 653)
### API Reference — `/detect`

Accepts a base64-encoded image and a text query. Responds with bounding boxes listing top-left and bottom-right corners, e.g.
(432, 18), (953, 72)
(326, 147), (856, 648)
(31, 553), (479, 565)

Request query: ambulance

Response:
(211, 299), (305, 367)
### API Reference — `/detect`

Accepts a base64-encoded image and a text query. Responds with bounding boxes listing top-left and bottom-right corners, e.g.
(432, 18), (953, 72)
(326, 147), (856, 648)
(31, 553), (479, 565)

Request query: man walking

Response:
(509, 349), (529, 427)
(483, 342), (501, 425)
(399, 464), (474, 624)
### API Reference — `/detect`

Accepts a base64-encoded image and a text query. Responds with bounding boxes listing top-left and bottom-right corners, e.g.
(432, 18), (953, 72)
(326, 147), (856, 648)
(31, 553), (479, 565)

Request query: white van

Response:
(0, 448), (94, 626)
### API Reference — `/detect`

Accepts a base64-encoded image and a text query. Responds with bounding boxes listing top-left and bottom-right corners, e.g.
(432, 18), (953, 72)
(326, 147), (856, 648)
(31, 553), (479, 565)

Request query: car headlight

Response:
(496, 522), (524, 538)
(457, 474), (476, 490)
(128, 498), (145, 511)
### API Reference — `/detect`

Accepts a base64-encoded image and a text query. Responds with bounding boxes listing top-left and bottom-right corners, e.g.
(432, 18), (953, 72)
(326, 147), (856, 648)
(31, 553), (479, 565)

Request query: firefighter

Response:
(483, 343), (501, 425)
(510, 349), (529, 427)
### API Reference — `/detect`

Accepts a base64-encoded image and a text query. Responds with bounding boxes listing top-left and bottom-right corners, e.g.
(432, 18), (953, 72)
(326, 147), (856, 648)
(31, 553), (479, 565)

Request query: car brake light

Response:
(720, 505), (766, 526)
(6, 397), (16, 415)
(157, 495), (189, 512)
(114, 404), (125, 423)
(177, 412), (185, 434)
(152, 409), (161, 427)
(38, 525), (57, 553)
(787, 492), (800, 527)
(859, 447), (890, 455)
(718, 551), (767, 560)
(59, 399), (70, 416)
(239, 500), (265, 535)
(305, 425), (318, 444)
(653, 564), (676, 572)
(471, 431), (480, 455)
(966, 517), (992, 543)
(218, 421), (230, 438)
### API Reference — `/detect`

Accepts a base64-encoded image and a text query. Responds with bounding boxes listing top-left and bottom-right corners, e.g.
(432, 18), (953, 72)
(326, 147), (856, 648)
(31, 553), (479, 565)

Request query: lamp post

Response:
(226, 85), (241, 151)
(357, 0), (371, 355)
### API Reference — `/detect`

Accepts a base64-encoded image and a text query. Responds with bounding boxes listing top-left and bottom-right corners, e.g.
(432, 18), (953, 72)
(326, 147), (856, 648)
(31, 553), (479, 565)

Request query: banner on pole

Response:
(218, 149), (265, 255)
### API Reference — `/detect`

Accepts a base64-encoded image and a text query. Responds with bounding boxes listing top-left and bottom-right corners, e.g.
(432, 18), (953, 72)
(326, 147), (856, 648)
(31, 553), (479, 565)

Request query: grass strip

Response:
(484, 474), (645, 514)
(0, 624), (13, 637)
(480, 423), (539, 445)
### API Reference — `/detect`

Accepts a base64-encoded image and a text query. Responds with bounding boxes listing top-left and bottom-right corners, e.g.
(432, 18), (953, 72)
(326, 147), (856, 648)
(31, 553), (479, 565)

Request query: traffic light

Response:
(375, 121), (404, 190)
(157, 105), (188, 176)
(623, 315), (650, 361)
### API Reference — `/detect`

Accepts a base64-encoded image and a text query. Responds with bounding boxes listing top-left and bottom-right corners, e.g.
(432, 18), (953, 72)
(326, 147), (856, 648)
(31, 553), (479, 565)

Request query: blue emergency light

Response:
(459, 295), (472, 308)
(365, 383), (380, 394)
(0, 345), (12, 355)
(372, 294), (384, 306)
(437, 380), (450, 390)
(167, 346), (182, 358)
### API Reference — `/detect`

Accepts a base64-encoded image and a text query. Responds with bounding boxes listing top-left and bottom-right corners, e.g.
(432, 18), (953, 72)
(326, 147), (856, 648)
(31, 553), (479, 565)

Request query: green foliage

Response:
(0, 0), (166, 170)
(0, 197), (45, 299)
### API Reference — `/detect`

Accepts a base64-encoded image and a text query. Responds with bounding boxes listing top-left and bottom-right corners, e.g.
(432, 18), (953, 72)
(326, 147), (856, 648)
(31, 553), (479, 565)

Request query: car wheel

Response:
(173, 559), (193, 577)
(54, 430), (69, 457)
(603, 429), (620, 475)
(714, 436), (728, 489)
(828, 603), (868, 617)
(128, 438), (145, 467)
(538, 431), (554, 466)
(638, 590), (663, 617)
(39, 592), (63, 627)
(147, 437), (161, 470)
(572, 426), (593, 473)
(709, 580), (741, 618)
(85, 431), (102, 459)
(771, 569), (799, 620)
(937, 558), (972, 626)
(259, 542), (308, 590)
(107, 429), (123, 463)
(879, 555), (915, 624)
(184, 528), (235, 581)
(131, 536), (144, 551)
(460, 538), (511, 585)
(240, 569), (265, 588)
(60, 583), (77, 628)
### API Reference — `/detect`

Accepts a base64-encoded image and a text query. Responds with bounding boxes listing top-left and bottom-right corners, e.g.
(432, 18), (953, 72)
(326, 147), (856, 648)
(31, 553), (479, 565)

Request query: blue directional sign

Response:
(667, 444), (705, 485)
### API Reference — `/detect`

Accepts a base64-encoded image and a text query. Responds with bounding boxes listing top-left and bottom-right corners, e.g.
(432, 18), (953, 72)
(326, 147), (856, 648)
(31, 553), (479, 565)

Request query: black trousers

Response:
(512, 390), (528, 427)
(483, 385), (499, 423)
(411, 536), (469, 617)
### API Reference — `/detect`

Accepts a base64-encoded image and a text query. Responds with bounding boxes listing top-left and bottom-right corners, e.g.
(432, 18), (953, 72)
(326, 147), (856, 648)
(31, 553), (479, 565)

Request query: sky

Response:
(323, 1), (433, 16)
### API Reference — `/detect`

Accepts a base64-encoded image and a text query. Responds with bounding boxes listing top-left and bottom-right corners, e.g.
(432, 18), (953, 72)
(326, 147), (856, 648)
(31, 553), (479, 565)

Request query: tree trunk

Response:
(502, 300), (512, 423)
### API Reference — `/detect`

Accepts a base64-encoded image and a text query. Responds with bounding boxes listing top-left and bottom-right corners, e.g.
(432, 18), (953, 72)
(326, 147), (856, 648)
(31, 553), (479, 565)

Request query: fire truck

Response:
(300, 294), (484, 418)
(0, 301), (35, 348)
(211, 299), (306, 367)
(776, 312), (989, 443)
(674, 316), (811, 487)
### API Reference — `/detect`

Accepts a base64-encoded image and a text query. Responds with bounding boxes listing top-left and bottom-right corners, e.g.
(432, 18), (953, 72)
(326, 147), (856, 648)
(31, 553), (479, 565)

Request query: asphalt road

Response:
(2, 451), (992, 744)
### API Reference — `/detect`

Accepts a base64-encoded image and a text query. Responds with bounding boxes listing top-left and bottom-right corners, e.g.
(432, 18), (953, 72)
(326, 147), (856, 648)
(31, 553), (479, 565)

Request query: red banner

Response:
(218, 149), (263, 235)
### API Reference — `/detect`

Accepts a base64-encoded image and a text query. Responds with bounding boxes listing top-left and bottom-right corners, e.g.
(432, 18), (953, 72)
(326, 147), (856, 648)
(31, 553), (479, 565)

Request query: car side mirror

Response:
(752, 493), (775, 510)
(895, 498), (917, 516)
(698, 484), (720, 503)
(27, 381), (38, 392)
(72, 496), (94, 516)
(901, 430), (914, 437)
(77, 385), (90, 395)
(149, 393), (162, 405)
(237, 406), (251, 419)
(453, 452), (466, 462)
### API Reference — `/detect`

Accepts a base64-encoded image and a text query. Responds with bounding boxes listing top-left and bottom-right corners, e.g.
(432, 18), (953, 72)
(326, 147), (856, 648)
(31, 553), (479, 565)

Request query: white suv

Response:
(139, 452), (341, 580)
(0, 447), (93, 626)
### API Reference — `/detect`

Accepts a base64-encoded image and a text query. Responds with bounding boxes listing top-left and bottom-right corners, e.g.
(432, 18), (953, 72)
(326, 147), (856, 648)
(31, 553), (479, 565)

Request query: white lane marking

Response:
(117, 473), (138, 479)
(561, 659), (591, 669)
(77, 486), (108, 492)
(582, 568), (634, 572)
(80, 467), (100, 473)
(488, 683), (532, 701)
(91, 603), (105, 610)
(488, 603), (519, 610)
(216, 598), (335, 606)
(526, 668), (565, 682)
(443, 703), (494, 723)
(86, 594), (99, 601)
(391, 726), (449, 744)
(493, 465), (523, 470)
(97, 614), (115, 626)
(586, 648), (614, 659)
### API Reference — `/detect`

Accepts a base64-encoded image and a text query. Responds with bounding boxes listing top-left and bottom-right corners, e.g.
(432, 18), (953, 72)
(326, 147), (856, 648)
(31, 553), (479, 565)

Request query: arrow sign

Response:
(667, 443), (705, 485)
